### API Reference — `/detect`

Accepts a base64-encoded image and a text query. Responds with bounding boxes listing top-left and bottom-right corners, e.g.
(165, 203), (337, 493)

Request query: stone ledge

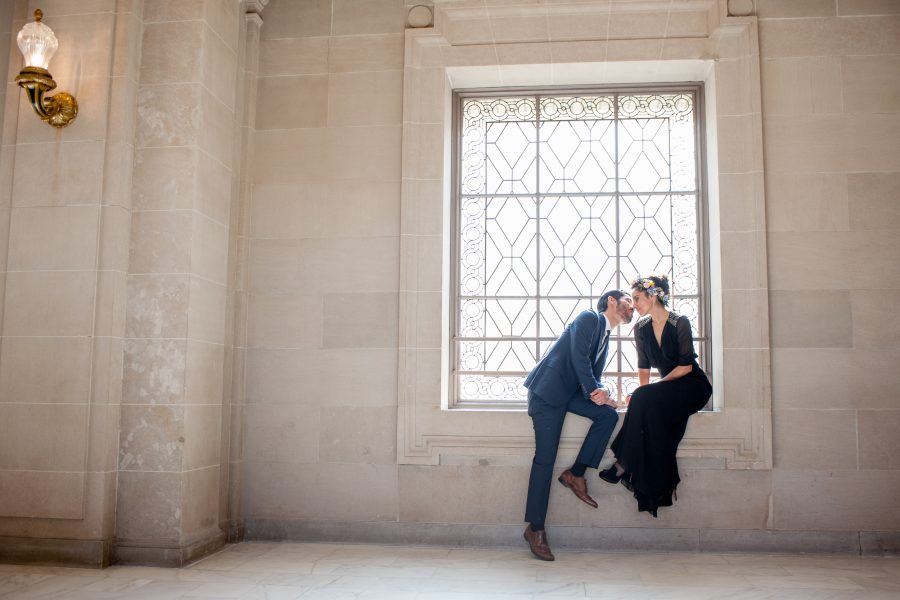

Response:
(0, 536), (111, 568)
(860, 531), (900, 555)
(4, 525), (895, 568)
(700, 528), (861, 554)
(245, 518), (898, 556)
(225, 518), (246, 544)
(111, 530), (227, 568)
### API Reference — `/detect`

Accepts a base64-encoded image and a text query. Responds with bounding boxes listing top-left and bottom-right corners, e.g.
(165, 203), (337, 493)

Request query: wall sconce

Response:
(15, 9), (78, 128)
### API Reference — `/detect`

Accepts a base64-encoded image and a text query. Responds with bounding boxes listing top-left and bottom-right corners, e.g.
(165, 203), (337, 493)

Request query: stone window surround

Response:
(398, 2), (772, 470)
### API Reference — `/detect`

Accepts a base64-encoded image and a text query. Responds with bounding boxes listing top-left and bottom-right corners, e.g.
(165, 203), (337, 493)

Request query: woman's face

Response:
(631, 290), (653, 316)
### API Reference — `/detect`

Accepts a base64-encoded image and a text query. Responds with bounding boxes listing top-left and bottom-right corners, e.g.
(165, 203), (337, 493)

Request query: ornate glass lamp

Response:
(15, 9), (78, 128)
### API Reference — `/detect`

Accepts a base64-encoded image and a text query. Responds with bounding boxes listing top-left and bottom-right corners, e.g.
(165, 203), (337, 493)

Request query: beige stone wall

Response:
(759, 0), (900, 532)
(0, 0), (142, 565)
(241, 0), (900, 542)
(117, 0), (240, 563)
(0, 0), (14, 348)
(241, 0), (406, 523)
(0, 0), (897, 567)
(0, 0), (246, 567)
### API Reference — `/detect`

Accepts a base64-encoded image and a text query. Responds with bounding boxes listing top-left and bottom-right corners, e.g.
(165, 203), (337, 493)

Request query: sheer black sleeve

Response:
(636, 327), (650, 369)
(676, 315), (697, 366)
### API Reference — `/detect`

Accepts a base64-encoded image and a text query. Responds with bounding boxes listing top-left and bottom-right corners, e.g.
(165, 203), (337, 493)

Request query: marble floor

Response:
(1, 541), (898, 599)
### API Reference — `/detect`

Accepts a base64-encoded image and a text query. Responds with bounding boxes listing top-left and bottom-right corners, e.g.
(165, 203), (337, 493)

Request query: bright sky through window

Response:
(452, 89), (708, 408)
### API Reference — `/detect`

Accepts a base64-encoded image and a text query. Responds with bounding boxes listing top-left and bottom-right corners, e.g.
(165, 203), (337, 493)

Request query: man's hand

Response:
(589, 387), (607, 403)
(590, 387), (617, 408)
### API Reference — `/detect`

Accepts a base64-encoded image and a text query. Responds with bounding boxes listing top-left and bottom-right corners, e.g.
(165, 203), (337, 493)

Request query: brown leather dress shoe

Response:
(557, 469), (598, 508)
(524, 525), (555, 561)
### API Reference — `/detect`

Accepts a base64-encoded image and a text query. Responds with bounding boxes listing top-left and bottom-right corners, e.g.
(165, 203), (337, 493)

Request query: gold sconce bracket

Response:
(16, 66), (78, 128)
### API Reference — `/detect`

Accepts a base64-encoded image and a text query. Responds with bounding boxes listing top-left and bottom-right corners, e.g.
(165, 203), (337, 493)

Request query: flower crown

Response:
(635, 277), (669, 307)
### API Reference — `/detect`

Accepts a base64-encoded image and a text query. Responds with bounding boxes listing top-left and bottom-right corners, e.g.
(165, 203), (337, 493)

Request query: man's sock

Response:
(530, 522), (544, 532)
(569, 462), (589, 477)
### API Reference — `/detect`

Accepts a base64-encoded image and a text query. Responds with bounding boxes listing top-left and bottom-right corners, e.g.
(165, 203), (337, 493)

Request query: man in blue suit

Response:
(522, 290), (635, 561)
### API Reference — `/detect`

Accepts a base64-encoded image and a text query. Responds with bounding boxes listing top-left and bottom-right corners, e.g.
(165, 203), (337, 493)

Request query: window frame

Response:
(448, 83), (711, 410)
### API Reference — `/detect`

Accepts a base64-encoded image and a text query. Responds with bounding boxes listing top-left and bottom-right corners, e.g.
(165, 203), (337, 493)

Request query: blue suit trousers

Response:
(524, 390), (618, 525)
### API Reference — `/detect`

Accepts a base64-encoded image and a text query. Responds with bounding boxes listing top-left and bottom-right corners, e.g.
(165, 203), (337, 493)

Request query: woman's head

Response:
(630, 274), (670, 315)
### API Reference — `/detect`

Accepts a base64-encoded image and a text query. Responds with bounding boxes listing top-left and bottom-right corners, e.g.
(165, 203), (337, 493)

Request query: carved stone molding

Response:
(401, 415), (771, 470)
(727, 0), (755, 17)
(397, 2), (772, 470)
(408, 5), (433, 28)
(244, 0), (269, 16)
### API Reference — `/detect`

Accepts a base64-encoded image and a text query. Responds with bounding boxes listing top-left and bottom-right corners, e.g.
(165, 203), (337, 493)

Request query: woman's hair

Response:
(630, 274), (670, 307)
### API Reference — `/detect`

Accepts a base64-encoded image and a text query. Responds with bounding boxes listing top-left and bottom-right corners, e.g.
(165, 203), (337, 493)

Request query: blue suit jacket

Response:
(523, 309), (609, 407)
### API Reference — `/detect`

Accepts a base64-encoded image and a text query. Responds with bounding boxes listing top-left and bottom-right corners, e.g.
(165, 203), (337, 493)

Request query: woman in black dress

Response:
(598, 274), (712, 517)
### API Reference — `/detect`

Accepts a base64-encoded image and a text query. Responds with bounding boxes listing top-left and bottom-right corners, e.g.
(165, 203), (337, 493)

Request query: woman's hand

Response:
(625, 383), (647, 408)
(658, 364), (692, 383)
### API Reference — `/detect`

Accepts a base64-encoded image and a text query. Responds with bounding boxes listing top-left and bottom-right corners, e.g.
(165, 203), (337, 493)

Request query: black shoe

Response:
(598, 466), (621, 484)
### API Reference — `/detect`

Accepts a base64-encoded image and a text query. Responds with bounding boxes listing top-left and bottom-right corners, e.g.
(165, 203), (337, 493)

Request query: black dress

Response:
(610, 311), (712, 517)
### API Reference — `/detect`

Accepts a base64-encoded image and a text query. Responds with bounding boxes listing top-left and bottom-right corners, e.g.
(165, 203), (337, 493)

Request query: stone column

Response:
(0, 0), (142, 567)
(222, 0), (266, 543)
(117, 0), (241, 566)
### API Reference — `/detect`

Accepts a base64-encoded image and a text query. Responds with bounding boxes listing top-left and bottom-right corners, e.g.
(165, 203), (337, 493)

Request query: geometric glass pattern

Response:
(453, 88), (708, 408)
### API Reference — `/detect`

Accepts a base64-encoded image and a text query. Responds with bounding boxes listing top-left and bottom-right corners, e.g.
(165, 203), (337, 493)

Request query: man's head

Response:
(597, 290), (635, 327)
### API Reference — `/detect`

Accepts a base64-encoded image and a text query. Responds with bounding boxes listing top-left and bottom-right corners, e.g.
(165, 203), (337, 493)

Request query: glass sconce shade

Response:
(14, 10), (77, 128)
(17, 11), (57, 70)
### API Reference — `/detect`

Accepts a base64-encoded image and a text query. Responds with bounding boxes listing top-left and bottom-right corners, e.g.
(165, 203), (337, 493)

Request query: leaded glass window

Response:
(451, 87), (709, 409)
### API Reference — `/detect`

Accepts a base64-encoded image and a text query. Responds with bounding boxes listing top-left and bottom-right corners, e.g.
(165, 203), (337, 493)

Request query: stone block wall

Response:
(0, 0), (898, 567)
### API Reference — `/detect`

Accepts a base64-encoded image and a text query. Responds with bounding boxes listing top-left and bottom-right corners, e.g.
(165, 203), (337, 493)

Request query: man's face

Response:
(614, 295), (635, 324)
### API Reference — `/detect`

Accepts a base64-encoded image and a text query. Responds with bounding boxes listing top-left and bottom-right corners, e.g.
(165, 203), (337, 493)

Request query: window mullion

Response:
(535, 94), (541, 372)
